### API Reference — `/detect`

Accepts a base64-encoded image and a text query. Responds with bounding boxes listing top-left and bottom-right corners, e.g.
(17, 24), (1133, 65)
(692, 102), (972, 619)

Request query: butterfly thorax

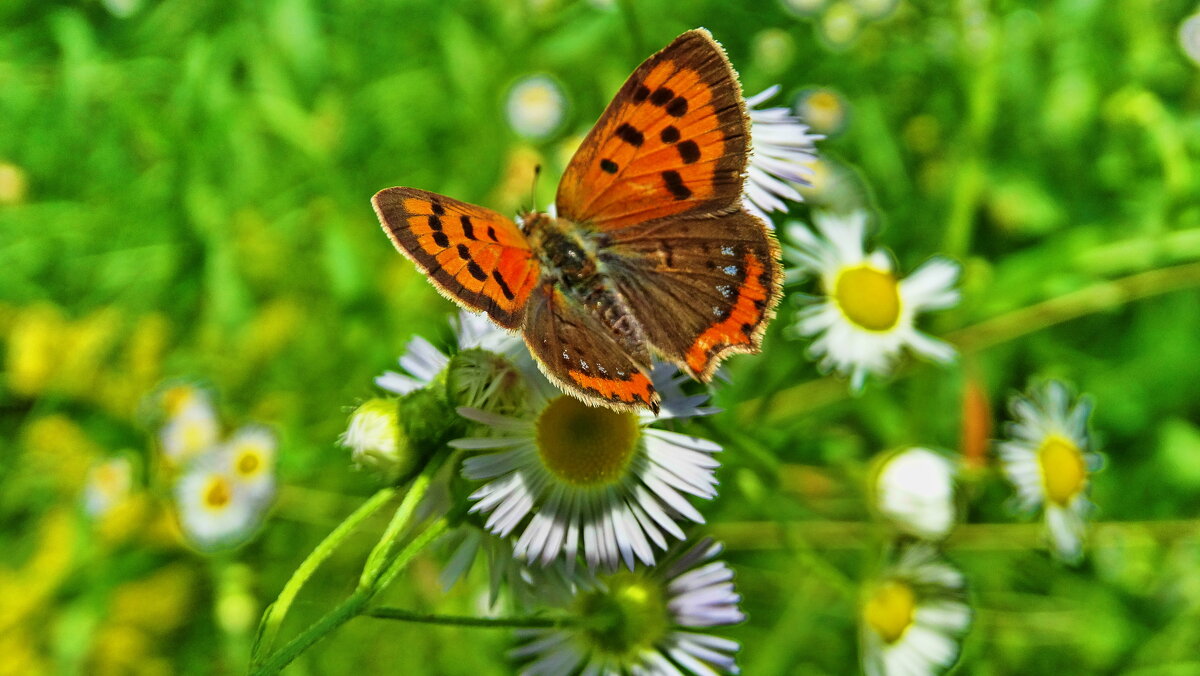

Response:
(523, 211), (648, 363)
(523, 212), (602, 291)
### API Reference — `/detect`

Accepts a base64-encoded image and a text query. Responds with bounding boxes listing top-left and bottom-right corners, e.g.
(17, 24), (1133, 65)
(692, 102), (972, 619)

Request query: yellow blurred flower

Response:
(0, 161), (28, 205)
(0, 508), (76, 635)
(6, 303), (67, 397)
(23, 415), (100, 493)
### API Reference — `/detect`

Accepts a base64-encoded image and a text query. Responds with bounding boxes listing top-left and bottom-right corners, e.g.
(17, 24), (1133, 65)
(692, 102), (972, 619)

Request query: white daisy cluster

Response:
(786, 209), (962, 391)
(156, 385), (278, 551)
(339, 311), (745, 673)
(744, 85), (822, 223)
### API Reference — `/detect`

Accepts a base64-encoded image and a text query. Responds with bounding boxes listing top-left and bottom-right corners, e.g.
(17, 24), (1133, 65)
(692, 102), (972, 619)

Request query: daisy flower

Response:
(795, 87), (850, 137)
(452, 365), (722, 572)
(513, 539), (743, 675)
(222, 425), (277, 504)
(786, 210), (961, 391)
(506, 74), (567, 140)
(861, 545), (972, 676)
(998, 380), (1101, 563)
(744, 85), (821, 222)
(83, 456), (135, 518)
(874, 447), (958, 541)
(174, 457), (262, 550)
(159, 387), (220, 465)
(376, 310), (522, 395)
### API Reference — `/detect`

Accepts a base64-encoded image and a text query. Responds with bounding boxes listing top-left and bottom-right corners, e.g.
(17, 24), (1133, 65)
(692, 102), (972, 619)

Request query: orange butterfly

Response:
(372, 29), (782, 414)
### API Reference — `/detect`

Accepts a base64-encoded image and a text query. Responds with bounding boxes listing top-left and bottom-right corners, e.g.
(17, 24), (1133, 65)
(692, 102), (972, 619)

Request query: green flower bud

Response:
(444, 348), (529, 416)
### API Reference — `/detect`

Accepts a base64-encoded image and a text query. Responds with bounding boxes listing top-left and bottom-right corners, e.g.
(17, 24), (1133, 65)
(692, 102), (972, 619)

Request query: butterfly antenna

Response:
(529, 164), (542, 213)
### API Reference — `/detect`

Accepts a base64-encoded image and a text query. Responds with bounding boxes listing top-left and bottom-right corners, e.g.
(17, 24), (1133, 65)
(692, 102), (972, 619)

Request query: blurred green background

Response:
(4, 0), (1200, 673)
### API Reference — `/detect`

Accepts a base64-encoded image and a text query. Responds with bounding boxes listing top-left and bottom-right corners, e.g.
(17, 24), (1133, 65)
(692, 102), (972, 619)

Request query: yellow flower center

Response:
(833, 265), (902, 331)
(864, 580), (916, 644)
(576, 573), (669, 659)
(182, 419), (212, 453)
(1038, 435), (1087, 506)
(163, 386), (195, 417)
(535, 396), (640, 487)
(236, 450), (262, 478)
(203, 476), (232, 510)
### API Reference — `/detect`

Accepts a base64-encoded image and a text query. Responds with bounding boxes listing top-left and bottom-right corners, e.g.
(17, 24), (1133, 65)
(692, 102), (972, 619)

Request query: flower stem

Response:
(251, 586), (372, 675)
(743, 260), (1200, 424)
(365, 607), (561, 629)
(374, 517), (450, 593)
(252, 486), (396, 664)
(359, 458), (444, 588)
(252, 516), (451, 673)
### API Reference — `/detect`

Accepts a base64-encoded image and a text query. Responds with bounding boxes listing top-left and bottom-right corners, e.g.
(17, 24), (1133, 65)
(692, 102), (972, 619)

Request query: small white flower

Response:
(1180, 13), (1200, 66)
(786, 210), (961, 391)
(159, 389), (220, 465)
(861, 545), (972, 676)
(452, 365), (723, 572)
(506, 74), (567, 140)
(223, 425), (277, 504)
(83, 456), (134, 518)
(998, 380), (1101, 563)
(513, 539), (743, 675)
(744, 85), (821, 222)
(340, 398), (407, 475)
(174, 458), (262, 550)
(875, 447), (958, 541)
(376, 310), (521, 395)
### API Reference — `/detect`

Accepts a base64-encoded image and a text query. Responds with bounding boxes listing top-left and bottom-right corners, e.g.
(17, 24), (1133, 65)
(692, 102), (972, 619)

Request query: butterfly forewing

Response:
(556, 29), (749, 230)
(523, 283), (660, 413)
(373, 188), (540, 328)
(600, 210), (782, 381)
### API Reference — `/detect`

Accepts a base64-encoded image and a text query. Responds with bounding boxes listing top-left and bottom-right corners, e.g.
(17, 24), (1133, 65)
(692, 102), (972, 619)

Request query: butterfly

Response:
(372, 28), (782, 414)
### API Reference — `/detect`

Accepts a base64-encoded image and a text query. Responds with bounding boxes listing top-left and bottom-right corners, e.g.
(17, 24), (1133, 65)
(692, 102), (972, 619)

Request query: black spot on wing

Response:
(467, 261), (487, 282)
(649, 87), (674, 106)
(456, 243), (471, 260)
(460, 215), (475, 240)
(616, 123), (644, 147)
(666, 96), (688, 117)
(493, 269), (515, 300)
(677, 140), (700, 164)
(660, 126), (680, 144)
(662, 170), (692, 200)
(600, 158), (618, 174)
(432, 231), (450, 248)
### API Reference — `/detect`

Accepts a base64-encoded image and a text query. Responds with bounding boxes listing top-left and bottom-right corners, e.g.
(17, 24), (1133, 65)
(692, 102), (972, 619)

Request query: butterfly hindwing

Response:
(600, 209), (782, 381)
(556, 28), (749, 231)
(373, 187), (540, 328)
(522, 282), (660, 413)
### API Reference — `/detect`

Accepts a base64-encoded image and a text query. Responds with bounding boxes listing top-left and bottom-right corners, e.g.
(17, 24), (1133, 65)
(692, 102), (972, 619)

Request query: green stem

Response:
(711, 519), (1200, 551)
(360, 458), (443, 587)
(252, 486), (396, 664)
(251, 587), (372, 676)
(374, 517), (451, 593)
(742, 260), (1200, 424)
(365, 607), (561, 629)
(252, 517), (451, 673)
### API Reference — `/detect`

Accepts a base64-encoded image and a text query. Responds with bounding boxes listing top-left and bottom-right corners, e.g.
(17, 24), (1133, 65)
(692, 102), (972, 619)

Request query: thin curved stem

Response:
(365, 607), (562, 629)
(360, 458), (443, 588)
(252, 486), (395, 664)
(742, 260), (1200, 424)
